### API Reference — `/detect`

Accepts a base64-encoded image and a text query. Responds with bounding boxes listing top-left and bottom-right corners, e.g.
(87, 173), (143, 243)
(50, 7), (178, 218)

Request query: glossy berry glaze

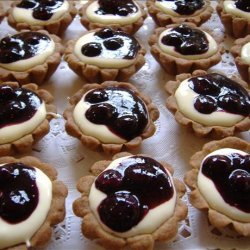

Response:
(95, 156), (174, 232)
(161, 24), (209, 55)
(96, 0), (138, 16)
(84, 87), (148, 141)
(81, 28), (140, 59)
(17, 0), (64, 20)
(0, 31), (51, 64)
(0, 163), (38, 224)
(0, 85), (42, 129)
(202, 152), (250, 213)
(235, 0), (250, 12)
(157, 0), (204, 15)
(188, 73), (250, 115)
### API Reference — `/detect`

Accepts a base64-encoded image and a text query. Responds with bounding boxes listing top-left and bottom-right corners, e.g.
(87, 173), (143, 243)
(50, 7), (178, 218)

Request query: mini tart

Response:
(165, 70), (250, 138)
(184, 137), (250, 236)
(79, 0), (147, 35)
(0, 3), (5, 23)
(0, 30), (63, 86)
(64, 28), (146, 83)
(63, 81), (159, 155)
(0, 82), (56, 157)
(231, 34), (250, 83)
(73, 152), (187, 250)
(217, 0), (250, 38)
(0, 155), (67, 249)
(148, 23), (222, 75)
(146, 0), (213, 27)
(7, 0), (77, 36)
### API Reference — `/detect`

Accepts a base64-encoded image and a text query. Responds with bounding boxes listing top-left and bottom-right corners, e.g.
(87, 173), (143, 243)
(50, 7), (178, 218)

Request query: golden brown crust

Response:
(146, 0), (213, 27)
(231, 35), (250, 83)
(1, 156), (68, 250)
(148, 23), (222, 75)
(0, 30), (64, 86)
(63, 81), (159, 154)
(165, 70), (250, 138)
(73, 152), (188, 250)
(0, 82), (57, 157)
(0, 2), (5, 23)
(184, 137), (250, 236)
(64, 29), (146, 83)
(78, 1), (147, 35)
(7, 0), (77, 36)
(217, 0), (250, 38)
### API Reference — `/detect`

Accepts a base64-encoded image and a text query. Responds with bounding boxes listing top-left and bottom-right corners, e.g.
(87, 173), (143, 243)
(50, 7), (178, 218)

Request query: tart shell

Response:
(146, 0), (213, 27)
(64, 29), (146, 83)
(231, 35), (250, 84)
(78, 1), (147, 35)
(0, 82), (57, 157)
(216, 0), (250, 38)
(0, 155), (68, 249)
(7, 0), (77, 36)
(0, 30), (64, 86)
(184, 137), (250, 236)
(165, 70), (250, 138)
(148, 23), (222, 75)
(73, 152), (188, 250)
(63, 81), (159, 154)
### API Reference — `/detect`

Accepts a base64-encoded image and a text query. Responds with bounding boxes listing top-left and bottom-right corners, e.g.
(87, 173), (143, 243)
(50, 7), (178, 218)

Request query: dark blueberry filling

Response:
(0, 85), (42, 129)
(81, 28), (140, 59)
(235, 0), (250, 12)
(17, 0), (64, 21)
(202, 152), (250, 213)
(161, 24), (209, 55)
(157, 0), (204, 15)
(0, 163), (39, 224)
(188, 73), (250, 116)
(0, 31), (51, 64)
(84, 87), (148, 141)
(95, 156), (174, 232)
(96, 0), (138, 16)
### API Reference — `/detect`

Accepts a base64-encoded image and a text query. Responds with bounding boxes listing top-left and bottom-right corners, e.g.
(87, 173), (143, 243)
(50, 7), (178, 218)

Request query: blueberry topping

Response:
(17, 0), (64, 21)
(161, 24), (209, 55)
(96, 156), (174, 232)
(235, 0), (250, 12)
(0, 85), (42, 129)
(188, 73), (250, 116)
(157, 0), (204, 15)
(81, 42), (102, 57)
(84, 87), (148, 141)
(202, 152), (250, 211)
(80, 28), (140, 60)
(0, 163), (39, 224)
(0, 32), (51, 64)
(96, 0), (138, 17)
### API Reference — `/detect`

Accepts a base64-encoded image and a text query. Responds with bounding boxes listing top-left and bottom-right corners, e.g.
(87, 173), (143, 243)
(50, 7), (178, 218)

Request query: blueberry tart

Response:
(0, 3), (5, 23)
(73, 152), (187, 249)
(165, 70), (250, 138)
(149, 23), (222, 75)
(217, 0), (250, 38)
(146, 0), (213, 27)
(0, 155), (67, 249)
(63, 81), (159, 154)
(7, 0), (77, 36)
(79, 0), (147, 35)
(184, 137), (250, 236)
(0, 82), (56, 156)
(64, 28), (146, 83)
(0, 30), (63, 85)
(231, 35), (250, 83)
